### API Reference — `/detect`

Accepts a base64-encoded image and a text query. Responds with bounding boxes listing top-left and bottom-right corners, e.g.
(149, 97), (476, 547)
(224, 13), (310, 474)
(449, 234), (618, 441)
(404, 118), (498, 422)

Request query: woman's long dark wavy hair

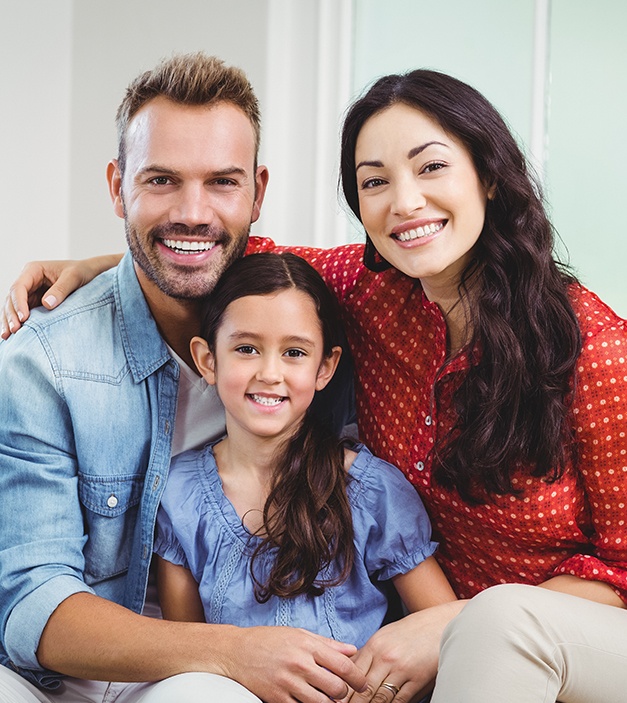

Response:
(340, 70), (582, 503)
(200, 252), (354, 600)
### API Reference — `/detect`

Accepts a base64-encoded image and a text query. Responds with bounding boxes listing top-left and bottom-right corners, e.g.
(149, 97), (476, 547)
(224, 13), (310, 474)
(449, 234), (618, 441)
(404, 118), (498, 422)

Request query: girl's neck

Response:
(213, 427), (288, 534)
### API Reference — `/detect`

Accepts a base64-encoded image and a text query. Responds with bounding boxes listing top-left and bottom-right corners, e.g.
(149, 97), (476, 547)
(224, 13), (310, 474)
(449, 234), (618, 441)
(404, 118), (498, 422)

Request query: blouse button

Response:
(107, 494), (119, 509)
(425, 415), (432, 426)
(415, 461), (425, 471)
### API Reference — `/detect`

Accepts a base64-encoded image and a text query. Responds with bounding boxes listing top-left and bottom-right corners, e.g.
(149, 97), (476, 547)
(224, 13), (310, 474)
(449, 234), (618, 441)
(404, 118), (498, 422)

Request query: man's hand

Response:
(1, 255), (122, 338)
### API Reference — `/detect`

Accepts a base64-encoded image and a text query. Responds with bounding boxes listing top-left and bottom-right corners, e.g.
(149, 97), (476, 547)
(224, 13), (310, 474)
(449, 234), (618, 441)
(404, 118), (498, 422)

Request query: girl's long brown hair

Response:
(199, 252), (355, 600)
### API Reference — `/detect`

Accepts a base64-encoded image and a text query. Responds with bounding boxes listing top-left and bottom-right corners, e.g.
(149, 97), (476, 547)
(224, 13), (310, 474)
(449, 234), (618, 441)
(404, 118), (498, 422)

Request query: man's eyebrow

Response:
(137, 165), (249, 178)
(356, 140), (450, 171)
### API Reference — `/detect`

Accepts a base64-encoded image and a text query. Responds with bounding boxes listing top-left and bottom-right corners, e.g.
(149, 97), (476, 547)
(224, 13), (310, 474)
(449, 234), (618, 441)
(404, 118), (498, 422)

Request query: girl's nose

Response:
(256, 356), (283, 384)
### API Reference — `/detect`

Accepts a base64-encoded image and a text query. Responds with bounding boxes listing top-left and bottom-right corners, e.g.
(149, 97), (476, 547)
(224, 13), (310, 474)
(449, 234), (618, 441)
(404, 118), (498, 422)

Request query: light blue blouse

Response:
(154, 442), (437, 648)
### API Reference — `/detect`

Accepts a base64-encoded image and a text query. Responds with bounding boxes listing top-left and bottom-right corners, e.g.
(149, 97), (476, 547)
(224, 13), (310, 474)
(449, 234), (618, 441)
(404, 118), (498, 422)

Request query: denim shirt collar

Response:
(114, 252), (173, 382)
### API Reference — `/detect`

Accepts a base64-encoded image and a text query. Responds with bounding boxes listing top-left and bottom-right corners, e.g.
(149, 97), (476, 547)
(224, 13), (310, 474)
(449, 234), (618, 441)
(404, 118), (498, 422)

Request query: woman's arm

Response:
(1, 253), (122, 338)
(156, 555), (206, 623)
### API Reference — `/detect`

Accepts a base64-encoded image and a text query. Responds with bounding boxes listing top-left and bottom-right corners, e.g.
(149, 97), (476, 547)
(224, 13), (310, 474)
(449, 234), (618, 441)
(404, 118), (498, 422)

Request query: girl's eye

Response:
(235, 345), (258, 355)
(285, 349), (306, 358)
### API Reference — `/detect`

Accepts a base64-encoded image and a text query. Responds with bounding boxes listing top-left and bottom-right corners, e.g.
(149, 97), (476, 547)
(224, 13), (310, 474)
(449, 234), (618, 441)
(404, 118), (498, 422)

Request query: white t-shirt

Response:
(167, 345), (226, 457)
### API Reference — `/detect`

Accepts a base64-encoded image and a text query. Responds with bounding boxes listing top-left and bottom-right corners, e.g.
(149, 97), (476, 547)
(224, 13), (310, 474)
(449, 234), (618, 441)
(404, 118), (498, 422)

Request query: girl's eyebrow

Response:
(227, 331), (316, 347)
(356, 140), (450, 171)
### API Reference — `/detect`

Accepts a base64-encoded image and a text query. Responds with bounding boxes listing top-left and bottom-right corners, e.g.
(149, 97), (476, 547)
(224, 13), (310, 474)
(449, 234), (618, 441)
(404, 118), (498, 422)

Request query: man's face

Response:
(108, 97), (268, 300)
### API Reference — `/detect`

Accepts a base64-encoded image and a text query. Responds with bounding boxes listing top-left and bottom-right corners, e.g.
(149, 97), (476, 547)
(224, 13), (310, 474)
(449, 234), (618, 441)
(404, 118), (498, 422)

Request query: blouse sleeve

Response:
(554, 306), (627, 601)
(350, 449), (439, 582)
(153, 503), (190, 569)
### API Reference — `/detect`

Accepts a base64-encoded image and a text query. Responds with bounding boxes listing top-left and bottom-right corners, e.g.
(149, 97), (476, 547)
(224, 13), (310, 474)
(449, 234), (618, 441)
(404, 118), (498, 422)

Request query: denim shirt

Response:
(0, 252), (178, 689)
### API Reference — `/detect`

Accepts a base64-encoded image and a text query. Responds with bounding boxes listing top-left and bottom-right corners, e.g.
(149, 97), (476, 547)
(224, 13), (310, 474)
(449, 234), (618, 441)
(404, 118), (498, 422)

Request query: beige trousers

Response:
(0, 669), (261, 703)
(431, 583), (627, 703)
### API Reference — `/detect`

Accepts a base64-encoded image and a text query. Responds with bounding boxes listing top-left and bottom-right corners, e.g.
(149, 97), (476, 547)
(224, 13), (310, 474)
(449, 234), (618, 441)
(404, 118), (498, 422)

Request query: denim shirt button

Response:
(107, 494), (119, 509)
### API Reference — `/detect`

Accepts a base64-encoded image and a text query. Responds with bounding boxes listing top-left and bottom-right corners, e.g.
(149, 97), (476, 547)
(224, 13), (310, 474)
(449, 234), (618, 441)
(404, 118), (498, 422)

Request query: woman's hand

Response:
(1, 254), (122, 339)
(346, 600), (465, 703)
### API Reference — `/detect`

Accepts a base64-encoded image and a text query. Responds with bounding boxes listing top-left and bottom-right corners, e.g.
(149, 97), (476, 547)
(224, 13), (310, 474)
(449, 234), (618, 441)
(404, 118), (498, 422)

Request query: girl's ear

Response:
(315, 346), (342, 391)
(190, 336), (216, 385)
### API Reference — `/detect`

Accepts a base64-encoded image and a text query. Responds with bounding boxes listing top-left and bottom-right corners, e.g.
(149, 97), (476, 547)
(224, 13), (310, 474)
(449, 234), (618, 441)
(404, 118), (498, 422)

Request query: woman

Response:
(4, 70), (627, 702)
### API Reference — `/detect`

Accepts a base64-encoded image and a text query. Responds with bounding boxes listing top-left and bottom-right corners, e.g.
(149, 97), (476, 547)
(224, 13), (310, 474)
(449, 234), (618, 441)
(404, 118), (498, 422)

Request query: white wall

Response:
(0, 0), (73, 298)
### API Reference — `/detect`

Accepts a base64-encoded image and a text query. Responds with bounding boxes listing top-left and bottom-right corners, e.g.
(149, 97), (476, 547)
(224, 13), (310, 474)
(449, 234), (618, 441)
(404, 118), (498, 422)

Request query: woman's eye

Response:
(361, 177), (386, 189)
(422, 162), (446, 174)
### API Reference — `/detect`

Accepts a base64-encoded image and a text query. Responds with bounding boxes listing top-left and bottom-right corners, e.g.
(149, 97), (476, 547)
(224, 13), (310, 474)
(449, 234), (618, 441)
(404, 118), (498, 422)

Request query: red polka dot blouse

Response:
(251, 238), (627, 603)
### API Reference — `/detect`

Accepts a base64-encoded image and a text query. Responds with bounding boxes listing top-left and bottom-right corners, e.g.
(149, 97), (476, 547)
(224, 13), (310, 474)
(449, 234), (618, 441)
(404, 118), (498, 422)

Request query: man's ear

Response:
(190, 336), (216, 385)
(252, 165), (270, 223)
(107, 159), (125, 219)
(315, 346), (342, 391)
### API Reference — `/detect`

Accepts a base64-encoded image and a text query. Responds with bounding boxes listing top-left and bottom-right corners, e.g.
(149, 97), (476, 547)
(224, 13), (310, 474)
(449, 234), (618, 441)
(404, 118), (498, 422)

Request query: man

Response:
(0, 53), (364, 703)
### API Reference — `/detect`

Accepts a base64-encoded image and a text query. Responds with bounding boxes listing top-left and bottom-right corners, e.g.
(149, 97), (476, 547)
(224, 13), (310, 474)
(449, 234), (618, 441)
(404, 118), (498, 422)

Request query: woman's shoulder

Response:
(569, 283), (626, 338)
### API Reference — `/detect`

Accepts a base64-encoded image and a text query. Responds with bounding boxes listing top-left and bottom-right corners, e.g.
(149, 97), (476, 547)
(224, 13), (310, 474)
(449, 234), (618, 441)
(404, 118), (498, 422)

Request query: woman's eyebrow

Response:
(407, 140), (449, 160)
(356, 140), (450, 171)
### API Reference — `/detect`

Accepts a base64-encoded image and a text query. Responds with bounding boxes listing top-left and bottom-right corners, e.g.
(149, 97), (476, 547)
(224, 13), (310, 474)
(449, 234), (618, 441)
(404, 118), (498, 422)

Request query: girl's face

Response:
(354, 102), (490, 298)
(191, 289), (341, 445)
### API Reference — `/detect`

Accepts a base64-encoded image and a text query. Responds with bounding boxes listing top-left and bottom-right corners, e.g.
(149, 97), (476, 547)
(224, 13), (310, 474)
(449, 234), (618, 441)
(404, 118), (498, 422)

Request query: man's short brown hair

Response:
(116, 52), (261, 175)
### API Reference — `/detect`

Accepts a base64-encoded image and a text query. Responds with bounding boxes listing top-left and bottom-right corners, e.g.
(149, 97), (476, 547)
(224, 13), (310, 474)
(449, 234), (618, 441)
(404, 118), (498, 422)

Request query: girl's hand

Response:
(223, 625), (368, 703)
(346, 601), (465, 703)
(1, 254), (122, 338)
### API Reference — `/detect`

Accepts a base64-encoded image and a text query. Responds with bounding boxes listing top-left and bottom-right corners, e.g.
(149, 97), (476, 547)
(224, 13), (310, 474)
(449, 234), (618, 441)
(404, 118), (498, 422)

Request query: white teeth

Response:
(162, 239), (216, 253)
(396, 222), (444, 242)
(249, 394), (284, 406)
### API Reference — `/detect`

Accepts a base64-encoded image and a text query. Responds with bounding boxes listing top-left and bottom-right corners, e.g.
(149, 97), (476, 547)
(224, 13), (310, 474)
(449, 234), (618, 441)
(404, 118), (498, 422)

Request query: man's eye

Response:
(150, 176), (171, 186)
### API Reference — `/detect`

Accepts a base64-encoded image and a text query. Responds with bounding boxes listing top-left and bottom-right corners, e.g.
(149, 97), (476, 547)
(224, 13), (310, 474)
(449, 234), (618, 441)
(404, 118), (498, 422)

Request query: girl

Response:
(153, 252), (454, 668)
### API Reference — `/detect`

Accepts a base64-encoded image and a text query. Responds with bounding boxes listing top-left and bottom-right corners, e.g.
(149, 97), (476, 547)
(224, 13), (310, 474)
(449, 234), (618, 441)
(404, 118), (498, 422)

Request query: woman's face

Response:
(354, 102), (489, 297)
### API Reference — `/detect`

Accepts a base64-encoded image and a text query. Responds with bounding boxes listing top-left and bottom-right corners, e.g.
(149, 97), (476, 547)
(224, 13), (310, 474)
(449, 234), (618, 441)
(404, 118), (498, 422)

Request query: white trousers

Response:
(431, 583), (627, 703)
(0, 668), (261, 703)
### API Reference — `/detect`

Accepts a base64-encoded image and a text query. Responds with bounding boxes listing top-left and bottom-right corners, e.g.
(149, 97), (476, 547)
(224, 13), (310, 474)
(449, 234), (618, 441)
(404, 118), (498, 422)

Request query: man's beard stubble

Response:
(125, 220), (250, 300)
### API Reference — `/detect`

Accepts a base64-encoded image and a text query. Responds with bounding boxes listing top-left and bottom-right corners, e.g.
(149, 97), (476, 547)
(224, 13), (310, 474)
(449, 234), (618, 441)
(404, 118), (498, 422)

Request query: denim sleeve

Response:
(0, 329), (94, 670)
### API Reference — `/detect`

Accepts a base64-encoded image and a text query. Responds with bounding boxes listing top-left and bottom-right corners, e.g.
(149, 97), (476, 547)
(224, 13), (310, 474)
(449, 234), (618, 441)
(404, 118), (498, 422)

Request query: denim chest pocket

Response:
(78, 474), (144, 584)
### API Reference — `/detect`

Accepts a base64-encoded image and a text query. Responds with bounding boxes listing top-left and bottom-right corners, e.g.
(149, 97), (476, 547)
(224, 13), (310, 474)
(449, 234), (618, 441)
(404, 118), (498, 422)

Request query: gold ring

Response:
(380, 682), (400, 696)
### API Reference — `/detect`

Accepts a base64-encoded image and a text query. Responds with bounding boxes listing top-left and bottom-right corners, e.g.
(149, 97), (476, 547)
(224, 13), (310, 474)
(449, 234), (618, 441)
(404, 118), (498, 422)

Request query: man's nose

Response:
(169, 183), (215, 228)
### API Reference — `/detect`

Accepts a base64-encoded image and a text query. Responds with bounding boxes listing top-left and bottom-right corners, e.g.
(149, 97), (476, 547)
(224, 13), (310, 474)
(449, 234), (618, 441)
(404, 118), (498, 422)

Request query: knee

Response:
(442, 583), (542, 650)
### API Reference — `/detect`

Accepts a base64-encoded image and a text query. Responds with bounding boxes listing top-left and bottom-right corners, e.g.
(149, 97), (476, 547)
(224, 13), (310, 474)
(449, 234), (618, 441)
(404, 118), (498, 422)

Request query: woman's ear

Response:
(315, 346), (342, 391)
(190, 336), (216, 385)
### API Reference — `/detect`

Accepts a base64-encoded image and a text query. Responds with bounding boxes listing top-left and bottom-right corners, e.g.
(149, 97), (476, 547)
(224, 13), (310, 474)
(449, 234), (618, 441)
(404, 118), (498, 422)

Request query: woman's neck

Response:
(421, 276), (475, 359)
